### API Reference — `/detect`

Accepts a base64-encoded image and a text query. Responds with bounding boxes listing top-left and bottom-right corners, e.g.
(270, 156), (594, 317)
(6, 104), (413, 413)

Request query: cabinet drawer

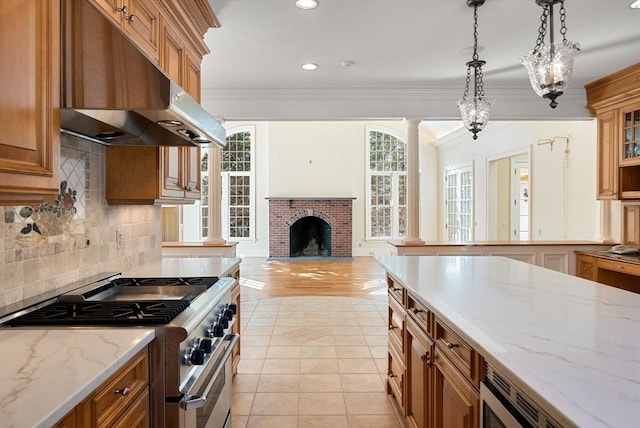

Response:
(89, 349), (149, 428)
(387, 276), (404, 304)
(598, 258), (640, 276)
(388, 296), (405, 358)
(407, 292), (433, 337)
(435, 319), (481, 388)
(387, 345), (405, 408)
(112, 387), (150, 428)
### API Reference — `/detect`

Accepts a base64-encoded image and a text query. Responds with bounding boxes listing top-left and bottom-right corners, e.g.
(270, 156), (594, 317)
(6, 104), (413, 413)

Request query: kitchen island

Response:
(376, 255), (640, 427)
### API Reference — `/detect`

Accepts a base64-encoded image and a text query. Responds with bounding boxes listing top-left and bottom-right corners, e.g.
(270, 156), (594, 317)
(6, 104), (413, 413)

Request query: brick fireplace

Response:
(267, 197), (355, 258)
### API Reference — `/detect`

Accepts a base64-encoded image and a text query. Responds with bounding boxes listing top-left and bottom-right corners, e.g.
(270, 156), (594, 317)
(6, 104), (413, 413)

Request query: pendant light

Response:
(457, 0), (494, 140)
(520, 0), (580, 108)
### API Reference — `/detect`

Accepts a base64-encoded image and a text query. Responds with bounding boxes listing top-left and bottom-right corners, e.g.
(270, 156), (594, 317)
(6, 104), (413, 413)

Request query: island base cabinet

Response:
(434, 349), (479, 428)
(405, 316), (434, 428)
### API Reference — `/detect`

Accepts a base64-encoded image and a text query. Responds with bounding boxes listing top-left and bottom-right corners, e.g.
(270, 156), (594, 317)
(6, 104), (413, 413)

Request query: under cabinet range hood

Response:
(60, 0), (225, 147)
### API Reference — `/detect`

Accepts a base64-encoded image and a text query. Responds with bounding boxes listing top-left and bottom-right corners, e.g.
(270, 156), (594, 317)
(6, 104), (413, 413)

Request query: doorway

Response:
(488, 152), (530, 241)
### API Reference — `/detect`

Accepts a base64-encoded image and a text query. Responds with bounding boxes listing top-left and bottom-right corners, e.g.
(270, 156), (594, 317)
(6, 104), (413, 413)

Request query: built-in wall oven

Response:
(481, 363), (562, 428)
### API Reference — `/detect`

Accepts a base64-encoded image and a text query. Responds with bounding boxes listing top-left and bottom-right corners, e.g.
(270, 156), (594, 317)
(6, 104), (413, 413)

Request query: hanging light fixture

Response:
(520, 0), (580, 108)
(457, 0), (494, 140)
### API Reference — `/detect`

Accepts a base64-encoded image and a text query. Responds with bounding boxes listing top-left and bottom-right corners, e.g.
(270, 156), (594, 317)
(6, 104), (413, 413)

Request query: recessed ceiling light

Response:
(301, 63), (318, 71)
(631, 0), (640, 8)
(296, 0), (318, 10)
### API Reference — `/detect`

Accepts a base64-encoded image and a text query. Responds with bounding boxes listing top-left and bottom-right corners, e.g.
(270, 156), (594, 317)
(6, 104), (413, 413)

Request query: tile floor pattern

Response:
(232, 295), (403, 428)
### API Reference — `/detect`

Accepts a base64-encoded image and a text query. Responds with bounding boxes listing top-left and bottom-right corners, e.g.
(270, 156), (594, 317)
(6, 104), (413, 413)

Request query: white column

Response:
(205, 146), (226, 244)
(595, 199), (614, 243)
(403, 119), (424, 244)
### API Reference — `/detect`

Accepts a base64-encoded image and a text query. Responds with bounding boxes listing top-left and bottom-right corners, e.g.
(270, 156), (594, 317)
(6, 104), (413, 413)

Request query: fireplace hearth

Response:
(267, 197), (354, 259)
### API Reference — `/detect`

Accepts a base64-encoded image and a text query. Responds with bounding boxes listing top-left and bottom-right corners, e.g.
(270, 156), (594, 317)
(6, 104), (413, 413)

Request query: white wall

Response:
(201, 119), (603, 258)
(435, 120), (599, 241)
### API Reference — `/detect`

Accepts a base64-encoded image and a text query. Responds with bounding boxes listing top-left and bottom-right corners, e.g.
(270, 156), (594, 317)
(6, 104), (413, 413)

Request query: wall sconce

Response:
(520, 0), (580, 108)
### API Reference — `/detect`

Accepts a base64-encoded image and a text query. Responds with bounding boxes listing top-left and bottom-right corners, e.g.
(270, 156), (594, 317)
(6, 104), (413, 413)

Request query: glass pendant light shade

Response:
(521, 0), (579, 108)
(520, 40), (580, 108)
(457, 96), (494, 140)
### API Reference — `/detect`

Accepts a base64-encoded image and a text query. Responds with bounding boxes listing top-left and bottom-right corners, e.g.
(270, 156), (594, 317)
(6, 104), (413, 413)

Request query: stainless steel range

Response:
(1, 274), (239, 428)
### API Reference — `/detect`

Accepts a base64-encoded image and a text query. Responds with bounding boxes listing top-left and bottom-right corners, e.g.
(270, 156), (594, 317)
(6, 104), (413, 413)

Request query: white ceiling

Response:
(200, 0), (640, 126)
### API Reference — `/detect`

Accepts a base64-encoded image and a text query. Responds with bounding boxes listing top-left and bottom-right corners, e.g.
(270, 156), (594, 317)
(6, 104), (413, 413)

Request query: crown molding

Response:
(201, 87), (591, 121)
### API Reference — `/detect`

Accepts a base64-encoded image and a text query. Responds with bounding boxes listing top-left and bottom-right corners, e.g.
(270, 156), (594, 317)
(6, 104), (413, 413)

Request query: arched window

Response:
(366, 129), (407, 239)
(220, 128), (254, 240)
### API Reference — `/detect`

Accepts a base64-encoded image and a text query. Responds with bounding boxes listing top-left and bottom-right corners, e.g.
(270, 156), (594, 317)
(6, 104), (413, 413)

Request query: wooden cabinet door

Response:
(124, 0), (160, 62)
(620, 104), (640, 167)
(406, 317), (434, 428)
(184, 46), (202, 101)
(111, 388), (150, 428)
(0, 0), (60, 204)
(434, 349), (479, 428)
(161, 147), (185, 199)
(622, 202), (640, 246)
(597, 109), (619, 199)
(90, 0), (123, 26)
(576, 254), (597, 281)
(183, 147), (201, 200)
(160, 17), (185, 83)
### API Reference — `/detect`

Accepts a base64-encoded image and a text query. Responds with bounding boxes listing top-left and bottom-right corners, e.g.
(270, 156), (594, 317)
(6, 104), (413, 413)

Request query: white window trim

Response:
(444, 163), (474, 242)
(365, 126), (407, 241)
(221, 126), (256, 241)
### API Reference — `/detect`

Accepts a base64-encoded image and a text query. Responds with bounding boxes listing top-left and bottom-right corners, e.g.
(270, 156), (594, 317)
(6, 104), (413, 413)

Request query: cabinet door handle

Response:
(114, 387), (130, 396)
(126, 14), (137, 22)
(442, 339), (459, 349)
(412, 308), (423, 314)
(391, 287), (401, 292)
(388, 373), (396, 378)
(117, 5), (129, 14)
(421, 353), (434, 367)
(184, 186), (192, 192)
(388, 325), (397, 330)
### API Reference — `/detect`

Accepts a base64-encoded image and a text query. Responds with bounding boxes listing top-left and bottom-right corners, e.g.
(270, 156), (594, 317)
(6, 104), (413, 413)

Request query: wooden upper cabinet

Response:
(0, 0), (60, 204)
(90, 0), (160, 62)
(185, 46), (202, 102)
(160, 16), (185, 83)
(586, 63), (640, 201)
(596, 109), (619, 199)
(622, 202), (640, 246)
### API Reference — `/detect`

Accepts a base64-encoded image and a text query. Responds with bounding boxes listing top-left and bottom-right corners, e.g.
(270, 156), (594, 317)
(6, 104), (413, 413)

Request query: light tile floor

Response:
(232, 296), (404, 428)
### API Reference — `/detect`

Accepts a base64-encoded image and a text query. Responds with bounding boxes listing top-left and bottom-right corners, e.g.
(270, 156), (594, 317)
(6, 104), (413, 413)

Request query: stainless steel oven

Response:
(482, 363), (562, 428)
(179, 333), (239, 428)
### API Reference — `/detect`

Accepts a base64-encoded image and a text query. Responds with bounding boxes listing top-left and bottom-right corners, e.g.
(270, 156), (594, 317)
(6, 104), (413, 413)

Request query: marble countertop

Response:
(0, 328), (155, 428)
(375, 255), (640, 428)
(121, 256), (241, 278)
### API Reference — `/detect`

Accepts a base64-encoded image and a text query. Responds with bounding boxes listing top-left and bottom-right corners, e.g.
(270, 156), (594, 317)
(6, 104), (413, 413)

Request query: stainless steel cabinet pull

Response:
(126, 14), (137, 22)
(442, 339), (459, 349)
(114, 387), (130, 396)
(117, 5), (129, 14)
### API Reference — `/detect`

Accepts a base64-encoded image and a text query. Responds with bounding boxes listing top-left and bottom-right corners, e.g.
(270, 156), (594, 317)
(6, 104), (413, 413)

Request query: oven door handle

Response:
(180, 333), (239, 411)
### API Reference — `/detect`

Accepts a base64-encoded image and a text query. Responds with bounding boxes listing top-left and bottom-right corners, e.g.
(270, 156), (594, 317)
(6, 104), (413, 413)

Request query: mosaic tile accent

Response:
(12, 154), (86, 239)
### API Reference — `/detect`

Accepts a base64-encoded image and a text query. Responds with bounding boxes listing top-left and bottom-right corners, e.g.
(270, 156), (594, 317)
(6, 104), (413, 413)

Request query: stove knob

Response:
(223, 307), (234, 321)
(199, 338), (213, 354)
(228, 303), (237, 315)
(207, 322), (225, 337)
(183, 347), (205, 366)
(219, 316), (229, 329)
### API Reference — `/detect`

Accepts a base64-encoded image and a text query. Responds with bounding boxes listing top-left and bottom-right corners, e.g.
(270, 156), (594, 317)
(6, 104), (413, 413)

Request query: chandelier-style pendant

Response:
(520, 0), (580, 108)
(457, 0), (494, 140)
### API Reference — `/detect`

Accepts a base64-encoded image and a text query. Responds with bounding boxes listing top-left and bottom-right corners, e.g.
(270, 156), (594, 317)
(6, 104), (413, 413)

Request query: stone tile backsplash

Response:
(0, 134), (162, 307)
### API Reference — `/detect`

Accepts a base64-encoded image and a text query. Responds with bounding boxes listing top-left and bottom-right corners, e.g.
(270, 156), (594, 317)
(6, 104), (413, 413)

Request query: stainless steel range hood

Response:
(61, 0), (225, 147)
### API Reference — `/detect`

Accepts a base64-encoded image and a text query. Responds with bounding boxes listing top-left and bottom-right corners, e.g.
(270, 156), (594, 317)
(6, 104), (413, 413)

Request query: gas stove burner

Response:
(5, 300), (190, 326)
(112, 277), (219, 288)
